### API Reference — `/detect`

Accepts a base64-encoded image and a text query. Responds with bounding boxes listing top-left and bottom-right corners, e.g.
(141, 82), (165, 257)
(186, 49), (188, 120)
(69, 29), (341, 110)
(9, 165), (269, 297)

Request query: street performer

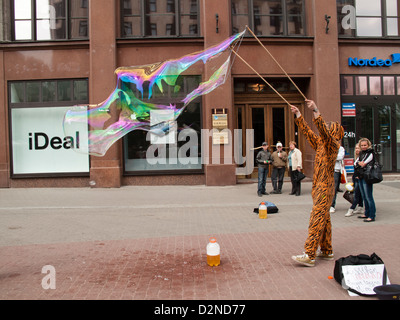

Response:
(290, 100), (344, 267)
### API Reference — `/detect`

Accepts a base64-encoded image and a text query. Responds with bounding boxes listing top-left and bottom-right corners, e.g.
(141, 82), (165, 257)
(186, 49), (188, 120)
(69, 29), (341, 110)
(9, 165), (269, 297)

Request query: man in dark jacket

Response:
(256, 142), (272, 197)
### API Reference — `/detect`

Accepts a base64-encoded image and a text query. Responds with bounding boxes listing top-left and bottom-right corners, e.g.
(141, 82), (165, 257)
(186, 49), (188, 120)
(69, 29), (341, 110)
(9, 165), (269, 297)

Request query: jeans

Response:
(257, 166), (268, 194)
(331, 171), (341, 208)
(358, 178), (376, 219)
(350, 178), (363, 210)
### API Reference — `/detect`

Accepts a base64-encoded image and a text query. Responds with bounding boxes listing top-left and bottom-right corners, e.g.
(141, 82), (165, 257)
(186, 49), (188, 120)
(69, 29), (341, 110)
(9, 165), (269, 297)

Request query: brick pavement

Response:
(0, 179), (399, 300)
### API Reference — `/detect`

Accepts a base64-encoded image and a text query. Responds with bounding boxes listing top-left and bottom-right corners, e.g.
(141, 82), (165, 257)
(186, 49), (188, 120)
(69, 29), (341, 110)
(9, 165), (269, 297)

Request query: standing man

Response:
(256, 142), (272, 197)
(270, 142), (287, 194)
(290, 100), (344, 267)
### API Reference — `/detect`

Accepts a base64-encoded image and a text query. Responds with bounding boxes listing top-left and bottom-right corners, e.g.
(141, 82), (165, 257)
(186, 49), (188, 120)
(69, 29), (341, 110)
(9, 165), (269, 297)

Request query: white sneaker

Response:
(291, 253), (315, 267)
(345, 208), (354, 217)
(330, 207), (336, 213)
(353, 205), (365, 214)
(316, 249), (335, 260)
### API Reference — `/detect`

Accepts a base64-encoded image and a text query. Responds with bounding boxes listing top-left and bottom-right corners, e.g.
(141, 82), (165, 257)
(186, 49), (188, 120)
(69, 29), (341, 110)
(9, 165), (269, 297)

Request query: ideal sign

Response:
(11, 106), (89, 175)
(348, 53), (400, 67)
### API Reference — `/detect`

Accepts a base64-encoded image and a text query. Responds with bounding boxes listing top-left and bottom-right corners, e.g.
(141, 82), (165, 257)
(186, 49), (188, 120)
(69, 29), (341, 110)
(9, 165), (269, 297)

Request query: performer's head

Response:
(329, 121), (344, 141)
(262, 141), (268, 150)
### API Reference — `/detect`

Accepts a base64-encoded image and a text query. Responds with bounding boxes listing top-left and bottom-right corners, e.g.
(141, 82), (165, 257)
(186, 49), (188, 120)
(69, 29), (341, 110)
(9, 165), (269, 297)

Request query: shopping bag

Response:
(340, 163), (347, 184)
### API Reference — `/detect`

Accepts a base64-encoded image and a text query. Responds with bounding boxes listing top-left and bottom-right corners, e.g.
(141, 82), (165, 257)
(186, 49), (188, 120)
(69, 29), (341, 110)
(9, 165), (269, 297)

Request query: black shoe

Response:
(270, 190), (278, 194)
(258, 192), (262, 197)
(289, 192), (296, 195)
(277, 190), (282, 194)
(262, 192), (269, 195)
(296, 193), (300, 196)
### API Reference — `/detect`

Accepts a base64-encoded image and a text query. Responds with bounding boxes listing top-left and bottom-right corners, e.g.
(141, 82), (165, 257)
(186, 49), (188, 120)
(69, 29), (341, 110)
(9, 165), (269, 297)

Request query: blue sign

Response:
(348, 53), (400, 67)
(342, 103), (356, 117)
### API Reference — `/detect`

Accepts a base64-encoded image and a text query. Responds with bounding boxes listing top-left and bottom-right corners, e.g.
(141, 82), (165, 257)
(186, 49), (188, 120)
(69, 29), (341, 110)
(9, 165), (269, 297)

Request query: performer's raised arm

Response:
(290, 104), (318, 150)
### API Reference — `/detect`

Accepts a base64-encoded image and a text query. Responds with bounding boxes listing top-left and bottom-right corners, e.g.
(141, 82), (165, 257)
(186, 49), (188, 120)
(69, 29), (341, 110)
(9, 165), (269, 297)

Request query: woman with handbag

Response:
(288, 141), (303, 196)
(354, 138), (376, 222)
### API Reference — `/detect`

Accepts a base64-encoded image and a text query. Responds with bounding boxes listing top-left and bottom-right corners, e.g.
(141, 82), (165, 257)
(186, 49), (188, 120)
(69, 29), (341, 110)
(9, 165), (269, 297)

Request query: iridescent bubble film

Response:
(63, 30), (245, 156)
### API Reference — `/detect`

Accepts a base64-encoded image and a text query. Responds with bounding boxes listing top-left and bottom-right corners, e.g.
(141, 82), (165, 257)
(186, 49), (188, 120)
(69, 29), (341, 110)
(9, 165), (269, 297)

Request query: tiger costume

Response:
(294, 114), (344, 262)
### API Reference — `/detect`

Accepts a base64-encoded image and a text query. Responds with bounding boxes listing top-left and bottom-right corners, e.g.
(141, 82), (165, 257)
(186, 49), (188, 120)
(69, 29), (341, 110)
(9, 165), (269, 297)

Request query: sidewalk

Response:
(0, 179), (399, 300)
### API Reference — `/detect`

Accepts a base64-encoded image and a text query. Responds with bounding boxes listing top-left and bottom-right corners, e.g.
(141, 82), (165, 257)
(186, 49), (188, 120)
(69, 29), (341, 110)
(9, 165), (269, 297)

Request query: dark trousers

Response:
(350, 176), (363, 209)
(271, 167), (285, 191)
(257, 166), (268, 194)
(331, 171), (341, 208)
(289, 166), (301, 195)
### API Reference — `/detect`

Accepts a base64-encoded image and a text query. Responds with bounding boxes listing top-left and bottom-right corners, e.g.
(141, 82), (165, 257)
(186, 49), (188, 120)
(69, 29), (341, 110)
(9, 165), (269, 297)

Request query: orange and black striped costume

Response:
(295, 115), (344, 260)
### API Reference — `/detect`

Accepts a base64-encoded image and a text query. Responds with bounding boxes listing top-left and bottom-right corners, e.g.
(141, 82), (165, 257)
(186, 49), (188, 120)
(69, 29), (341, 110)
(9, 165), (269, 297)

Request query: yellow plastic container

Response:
(259, 202), (267, 219)
(206, 237), (220, 266)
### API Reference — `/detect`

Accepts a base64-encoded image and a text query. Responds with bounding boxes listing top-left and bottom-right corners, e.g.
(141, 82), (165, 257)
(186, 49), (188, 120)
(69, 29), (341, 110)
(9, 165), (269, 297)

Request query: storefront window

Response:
(9, 79), (89, 176)
(232, 0), (306, 36)
(341, 75), (400, 172)
(123, 75), (202, 174)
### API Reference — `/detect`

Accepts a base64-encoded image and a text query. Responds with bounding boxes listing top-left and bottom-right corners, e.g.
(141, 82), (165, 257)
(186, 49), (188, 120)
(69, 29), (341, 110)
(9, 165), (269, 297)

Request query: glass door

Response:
(356, 104), (393, 171)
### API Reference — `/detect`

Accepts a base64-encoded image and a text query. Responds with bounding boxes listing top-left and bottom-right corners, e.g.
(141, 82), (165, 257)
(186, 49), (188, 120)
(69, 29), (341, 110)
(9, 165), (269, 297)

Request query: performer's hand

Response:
(305, 99), (320, 118)
(305, 99), (316, 110)
(290, 105), (301, 118)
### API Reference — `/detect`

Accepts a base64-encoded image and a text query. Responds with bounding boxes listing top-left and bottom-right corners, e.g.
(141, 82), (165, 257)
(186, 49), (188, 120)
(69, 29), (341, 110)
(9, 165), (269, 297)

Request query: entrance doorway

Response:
(235, 103), (302, 178)
(356, 103), (397, 172)
(234, 78), (308, 178)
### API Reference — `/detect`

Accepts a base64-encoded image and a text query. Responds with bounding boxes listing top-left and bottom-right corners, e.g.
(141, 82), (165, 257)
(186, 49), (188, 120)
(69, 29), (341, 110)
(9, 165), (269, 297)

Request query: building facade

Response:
(1, 0), (400, 188)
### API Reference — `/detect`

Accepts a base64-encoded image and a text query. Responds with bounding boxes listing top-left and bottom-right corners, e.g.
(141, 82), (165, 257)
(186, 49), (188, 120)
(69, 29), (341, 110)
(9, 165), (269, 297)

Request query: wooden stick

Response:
(246, 26), (307, 101)
(231, 48), (291, 105)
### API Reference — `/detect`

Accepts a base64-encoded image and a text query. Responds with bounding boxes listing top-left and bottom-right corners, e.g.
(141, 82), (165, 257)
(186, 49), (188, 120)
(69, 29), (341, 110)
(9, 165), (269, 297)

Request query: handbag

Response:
(343, 190), (354, 204)
(294, 171), (305, 182)
(363, 161), (383, 184)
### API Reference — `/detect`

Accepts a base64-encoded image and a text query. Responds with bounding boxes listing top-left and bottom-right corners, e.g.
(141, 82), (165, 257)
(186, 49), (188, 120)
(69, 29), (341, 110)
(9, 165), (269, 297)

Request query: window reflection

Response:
(355, 76), (368, 95)
(356, 0), (381, 16)
(12, 0), (88, 41)
(383, 77), (395, 95)
(341, 76), (354, 95)
(369, 77), (381, 95)
(233, 0), (305, 36)
(356, 17), (382, 37)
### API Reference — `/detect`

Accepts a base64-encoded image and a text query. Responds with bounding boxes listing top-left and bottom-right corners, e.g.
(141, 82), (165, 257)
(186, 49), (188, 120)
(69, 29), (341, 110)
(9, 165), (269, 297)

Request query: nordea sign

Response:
(348, 53), (400, 67)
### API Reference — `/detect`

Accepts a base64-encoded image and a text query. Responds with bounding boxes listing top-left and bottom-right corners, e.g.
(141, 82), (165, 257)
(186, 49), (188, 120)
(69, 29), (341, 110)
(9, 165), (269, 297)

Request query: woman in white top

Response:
(287, 141), (303, 196)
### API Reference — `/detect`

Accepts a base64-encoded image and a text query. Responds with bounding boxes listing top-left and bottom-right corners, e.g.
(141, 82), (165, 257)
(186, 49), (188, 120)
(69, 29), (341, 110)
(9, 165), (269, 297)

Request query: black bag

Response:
(343, 190), (354, 204)
(253, 201), (279, 214)
(363, 162), (383, 184)
(294, 171), (306, 182)
(333, 253), (387, 297)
